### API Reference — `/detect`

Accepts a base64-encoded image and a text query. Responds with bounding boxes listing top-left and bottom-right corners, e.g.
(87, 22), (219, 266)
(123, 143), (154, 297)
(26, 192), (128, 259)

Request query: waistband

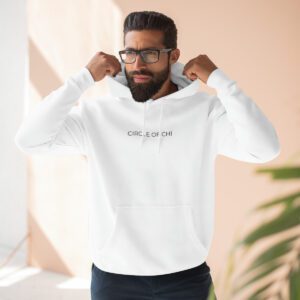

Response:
(149, 261), (210, 279)
(92, 261), (210, 278)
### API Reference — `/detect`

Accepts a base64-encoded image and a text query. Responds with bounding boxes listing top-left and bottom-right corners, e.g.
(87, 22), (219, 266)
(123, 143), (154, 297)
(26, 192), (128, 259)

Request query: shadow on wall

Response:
(28, 212), (72, 275)
(29, 38), (62, 99)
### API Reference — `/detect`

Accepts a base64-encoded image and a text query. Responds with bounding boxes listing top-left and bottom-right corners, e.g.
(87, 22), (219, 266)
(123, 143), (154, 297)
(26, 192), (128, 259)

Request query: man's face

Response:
(123, 30), (172, 103)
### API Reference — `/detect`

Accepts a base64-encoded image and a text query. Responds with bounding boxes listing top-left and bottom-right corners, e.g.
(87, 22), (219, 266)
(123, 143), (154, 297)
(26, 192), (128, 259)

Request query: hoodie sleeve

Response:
(207, 68), (281, 163)
(14, 67), (95, 156)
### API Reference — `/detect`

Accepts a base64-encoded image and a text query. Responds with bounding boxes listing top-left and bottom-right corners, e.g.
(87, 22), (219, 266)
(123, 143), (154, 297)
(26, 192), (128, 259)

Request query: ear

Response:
(170, 48), (180, 64)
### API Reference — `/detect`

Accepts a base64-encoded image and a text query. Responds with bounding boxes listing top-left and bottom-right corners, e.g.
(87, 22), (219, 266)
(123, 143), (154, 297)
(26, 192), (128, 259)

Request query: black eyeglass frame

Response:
(118, 48), (175, 64)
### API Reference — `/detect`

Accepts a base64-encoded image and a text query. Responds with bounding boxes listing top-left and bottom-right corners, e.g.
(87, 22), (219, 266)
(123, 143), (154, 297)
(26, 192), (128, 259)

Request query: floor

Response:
(0, 246), (91, 300)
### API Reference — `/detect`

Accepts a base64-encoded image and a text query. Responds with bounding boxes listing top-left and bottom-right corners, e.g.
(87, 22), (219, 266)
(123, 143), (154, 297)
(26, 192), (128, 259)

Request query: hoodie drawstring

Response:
(140, 100), (165, 153)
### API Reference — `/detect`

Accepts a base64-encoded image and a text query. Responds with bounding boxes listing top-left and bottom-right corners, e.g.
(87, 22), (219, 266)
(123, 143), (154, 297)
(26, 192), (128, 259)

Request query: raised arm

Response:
(14, 67), (95, 156)
(14, 51), (121, 156)
(207, 68), (281, 163)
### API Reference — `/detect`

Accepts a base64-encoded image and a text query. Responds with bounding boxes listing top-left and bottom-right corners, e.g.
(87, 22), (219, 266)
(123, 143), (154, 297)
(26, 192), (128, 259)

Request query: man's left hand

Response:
(182, 54), (218, 84)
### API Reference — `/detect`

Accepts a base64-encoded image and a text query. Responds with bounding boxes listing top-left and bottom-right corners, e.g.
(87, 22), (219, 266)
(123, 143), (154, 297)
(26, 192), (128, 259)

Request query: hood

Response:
(105, 61), (200, 153)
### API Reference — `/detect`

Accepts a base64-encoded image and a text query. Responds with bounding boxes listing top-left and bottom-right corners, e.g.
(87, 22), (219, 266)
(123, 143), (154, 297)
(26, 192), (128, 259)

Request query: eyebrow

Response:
(124, 47), (160, 51)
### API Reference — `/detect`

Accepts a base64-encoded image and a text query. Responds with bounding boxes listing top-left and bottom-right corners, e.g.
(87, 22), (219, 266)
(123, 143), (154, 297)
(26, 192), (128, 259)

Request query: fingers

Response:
(109, 55), (122, 77)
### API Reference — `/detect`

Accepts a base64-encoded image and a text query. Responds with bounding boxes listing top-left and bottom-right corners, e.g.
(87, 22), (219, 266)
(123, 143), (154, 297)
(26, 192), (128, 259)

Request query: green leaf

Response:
(248, 281), (274, 299)
(232, 260), (280, 294)
(289, 265), (300, 300)
(240, 235), (297, 277)
(255, 166), (300, 180)
(253, 191), (300, 211)
(237, 206), (300, 247)
(207, 281), (217, 300)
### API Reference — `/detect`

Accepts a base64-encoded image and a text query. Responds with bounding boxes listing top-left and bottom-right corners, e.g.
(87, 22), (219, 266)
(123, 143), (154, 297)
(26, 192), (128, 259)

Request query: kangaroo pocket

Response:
(97, 204), (206, 275)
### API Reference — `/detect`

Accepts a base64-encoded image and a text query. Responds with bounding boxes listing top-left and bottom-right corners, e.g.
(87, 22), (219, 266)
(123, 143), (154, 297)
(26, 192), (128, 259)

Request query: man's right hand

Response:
(85, 51), (122, 82)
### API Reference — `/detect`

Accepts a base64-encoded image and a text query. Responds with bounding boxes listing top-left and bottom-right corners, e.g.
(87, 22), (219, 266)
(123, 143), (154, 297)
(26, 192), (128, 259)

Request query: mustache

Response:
(130, 70), (153, 77)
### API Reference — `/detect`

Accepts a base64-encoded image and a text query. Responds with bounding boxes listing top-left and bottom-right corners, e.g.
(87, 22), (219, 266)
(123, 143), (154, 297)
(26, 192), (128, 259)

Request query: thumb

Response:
(105, 67), (114, 77)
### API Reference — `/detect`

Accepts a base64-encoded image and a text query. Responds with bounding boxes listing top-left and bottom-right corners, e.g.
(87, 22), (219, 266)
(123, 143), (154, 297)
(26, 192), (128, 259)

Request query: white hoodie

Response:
(14, 61), (281, 275)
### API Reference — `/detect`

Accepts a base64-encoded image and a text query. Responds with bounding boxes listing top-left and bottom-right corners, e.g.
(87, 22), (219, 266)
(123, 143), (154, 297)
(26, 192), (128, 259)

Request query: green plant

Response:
(207, 163), (300, 300)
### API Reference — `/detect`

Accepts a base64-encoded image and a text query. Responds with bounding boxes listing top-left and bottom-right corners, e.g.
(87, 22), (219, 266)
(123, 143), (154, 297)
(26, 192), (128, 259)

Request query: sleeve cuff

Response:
(70, 67), (95, 92)
(206, 68), (236, 91)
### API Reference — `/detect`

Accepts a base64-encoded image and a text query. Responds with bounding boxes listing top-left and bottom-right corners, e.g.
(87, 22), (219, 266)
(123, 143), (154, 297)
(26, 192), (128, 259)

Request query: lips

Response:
(133, 75), (151, 83)
(133, 75), (151, 79)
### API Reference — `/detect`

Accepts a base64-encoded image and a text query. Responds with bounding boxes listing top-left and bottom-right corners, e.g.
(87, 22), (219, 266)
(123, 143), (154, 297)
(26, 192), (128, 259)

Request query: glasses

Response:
(119, 48), (174, 64)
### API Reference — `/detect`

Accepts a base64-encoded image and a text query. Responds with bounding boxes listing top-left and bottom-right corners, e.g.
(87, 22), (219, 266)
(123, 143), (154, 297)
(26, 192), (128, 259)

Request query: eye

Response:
(141, 50), (159, 63)
(124, 51), (136, 59)
(143, 50), (157, 55)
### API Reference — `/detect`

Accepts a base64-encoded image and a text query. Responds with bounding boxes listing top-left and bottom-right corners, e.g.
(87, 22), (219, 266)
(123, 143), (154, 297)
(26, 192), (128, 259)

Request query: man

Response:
(14, 10), (280, 300)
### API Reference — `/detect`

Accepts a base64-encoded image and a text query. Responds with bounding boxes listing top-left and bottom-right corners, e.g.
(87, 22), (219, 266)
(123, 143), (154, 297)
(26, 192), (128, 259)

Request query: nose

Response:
(133, 53), (147, 69)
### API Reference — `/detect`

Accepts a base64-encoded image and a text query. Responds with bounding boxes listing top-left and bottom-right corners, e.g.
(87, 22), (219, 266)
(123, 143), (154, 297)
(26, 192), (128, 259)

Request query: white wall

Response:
(0, 0), (28, 265)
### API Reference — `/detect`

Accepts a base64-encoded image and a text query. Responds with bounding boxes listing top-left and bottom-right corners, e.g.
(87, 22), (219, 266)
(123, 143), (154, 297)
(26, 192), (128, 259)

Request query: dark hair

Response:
(123, 11), (177, 51)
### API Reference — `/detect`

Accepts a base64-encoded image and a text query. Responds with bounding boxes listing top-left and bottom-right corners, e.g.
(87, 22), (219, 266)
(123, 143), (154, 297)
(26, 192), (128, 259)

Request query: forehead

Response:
(124, 30), (164, 49)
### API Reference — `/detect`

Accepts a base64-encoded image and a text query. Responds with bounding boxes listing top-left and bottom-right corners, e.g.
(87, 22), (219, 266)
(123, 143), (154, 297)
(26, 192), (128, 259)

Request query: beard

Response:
(124, 60), (170, 103)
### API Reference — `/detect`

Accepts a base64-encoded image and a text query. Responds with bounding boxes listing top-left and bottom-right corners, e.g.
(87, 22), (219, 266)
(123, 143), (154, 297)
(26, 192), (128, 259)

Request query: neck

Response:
(151, 79), (178, 100)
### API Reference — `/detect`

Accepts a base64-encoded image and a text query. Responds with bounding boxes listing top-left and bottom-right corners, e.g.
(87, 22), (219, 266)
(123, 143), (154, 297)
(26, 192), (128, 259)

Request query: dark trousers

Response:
(90, 261), (217, 300)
